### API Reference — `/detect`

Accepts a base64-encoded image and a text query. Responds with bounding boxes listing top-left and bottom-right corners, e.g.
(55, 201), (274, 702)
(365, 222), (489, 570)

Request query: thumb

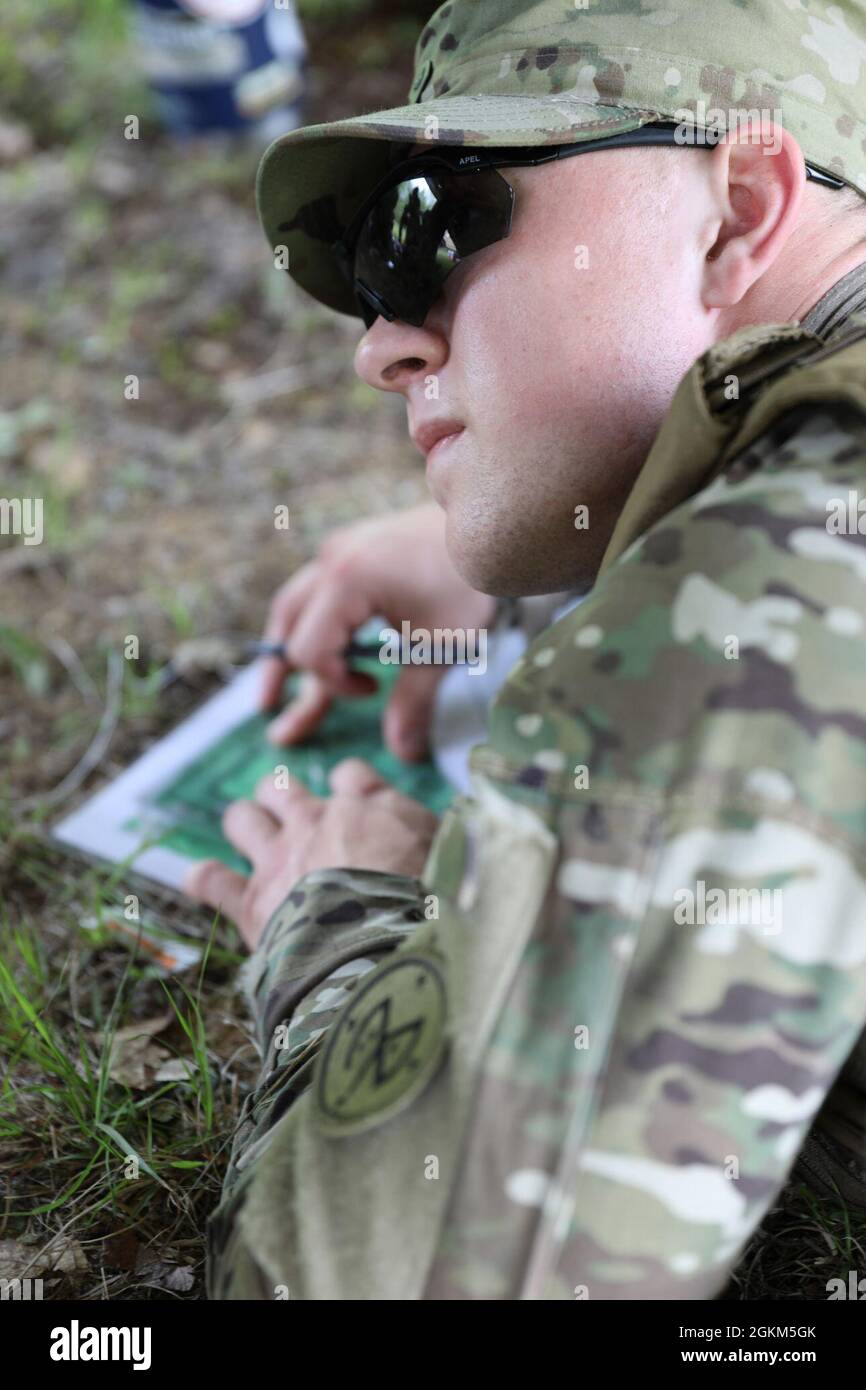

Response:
(383, 665), (446, 762)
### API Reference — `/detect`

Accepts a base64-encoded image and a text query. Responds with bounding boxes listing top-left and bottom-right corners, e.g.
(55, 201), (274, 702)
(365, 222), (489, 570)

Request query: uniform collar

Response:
(798, 260), (866, 343)
(597, 264), (866, 577)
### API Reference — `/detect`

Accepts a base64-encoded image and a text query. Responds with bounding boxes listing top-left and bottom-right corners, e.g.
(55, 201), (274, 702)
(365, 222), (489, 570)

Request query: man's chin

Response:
(445, 517), (597, 599)
(445, 526), (543, 599)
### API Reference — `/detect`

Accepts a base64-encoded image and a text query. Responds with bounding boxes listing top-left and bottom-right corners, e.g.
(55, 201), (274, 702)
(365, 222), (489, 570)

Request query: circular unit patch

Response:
(314, 953), (448, 1137)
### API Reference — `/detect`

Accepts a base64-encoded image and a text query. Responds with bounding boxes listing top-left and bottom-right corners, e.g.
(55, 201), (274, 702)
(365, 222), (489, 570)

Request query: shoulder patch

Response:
(313, 952), (448, 1137)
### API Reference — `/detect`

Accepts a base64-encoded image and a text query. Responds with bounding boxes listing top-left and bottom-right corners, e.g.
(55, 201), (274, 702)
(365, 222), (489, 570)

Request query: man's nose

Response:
(353, 315), (448, 393)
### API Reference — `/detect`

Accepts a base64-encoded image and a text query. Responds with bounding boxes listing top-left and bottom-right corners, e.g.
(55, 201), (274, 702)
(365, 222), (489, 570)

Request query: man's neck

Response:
(788, 245), (866, 326)
(723, 185), (866, 334)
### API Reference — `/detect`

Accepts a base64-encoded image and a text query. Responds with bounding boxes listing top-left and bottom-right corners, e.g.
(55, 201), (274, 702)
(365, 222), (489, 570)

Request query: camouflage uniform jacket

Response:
(208, 275), (866, 1300)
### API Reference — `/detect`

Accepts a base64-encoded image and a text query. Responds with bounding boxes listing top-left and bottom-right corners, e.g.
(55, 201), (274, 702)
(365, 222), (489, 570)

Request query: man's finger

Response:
(383, 666), (446, 762)
(254, 769), (316, 821)
(263, 561), (320, 643)
(285, 579), (370, 687)
(329, 758), (388, 796)
(259, 653), (290, 714)
(222, 799), (281, 861)
(184, 858), (247, 923)
(259, 563), (320, 710)
(267, 672), (334, 745)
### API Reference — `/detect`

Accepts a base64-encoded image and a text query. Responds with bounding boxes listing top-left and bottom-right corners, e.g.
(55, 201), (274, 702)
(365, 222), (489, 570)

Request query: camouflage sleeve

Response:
(205, 867), (428, 1294)
(208, 402), (866, 1301)
(239, 867), (428, 1060)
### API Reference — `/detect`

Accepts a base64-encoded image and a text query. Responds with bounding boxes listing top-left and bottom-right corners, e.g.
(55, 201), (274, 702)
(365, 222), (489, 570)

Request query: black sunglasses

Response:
(332, 121), (845, 329)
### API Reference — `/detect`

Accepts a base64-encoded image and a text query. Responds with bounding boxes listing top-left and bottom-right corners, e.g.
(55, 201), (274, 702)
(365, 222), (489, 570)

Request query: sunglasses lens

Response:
(352, 165), (513, 327)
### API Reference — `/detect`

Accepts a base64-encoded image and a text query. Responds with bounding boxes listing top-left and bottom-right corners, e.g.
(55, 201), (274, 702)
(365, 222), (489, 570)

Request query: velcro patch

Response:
(313, 952), (448, 1137)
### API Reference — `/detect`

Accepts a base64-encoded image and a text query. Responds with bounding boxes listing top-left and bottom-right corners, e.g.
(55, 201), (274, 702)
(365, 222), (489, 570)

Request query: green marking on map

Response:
(125, 660), (454, 873)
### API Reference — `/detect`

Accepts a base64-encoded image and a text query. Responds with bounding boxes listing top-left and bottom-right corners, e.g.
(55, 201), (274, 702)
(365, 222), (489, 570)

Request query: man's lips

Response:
(411, 419), (465, 459)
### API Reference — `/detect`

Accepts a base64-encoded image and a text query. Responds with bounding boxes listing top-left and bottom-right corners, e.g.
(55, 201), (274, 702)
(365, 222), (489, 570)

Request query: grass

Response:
(723, 1185), (866, 1301)
(0, 810), (251, 1298)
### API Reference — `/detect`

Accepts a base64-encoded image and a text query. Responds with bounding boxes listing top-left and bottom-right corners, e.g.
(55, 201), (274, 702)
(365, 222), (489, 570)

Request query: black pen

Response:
(245, 637), (400, 663)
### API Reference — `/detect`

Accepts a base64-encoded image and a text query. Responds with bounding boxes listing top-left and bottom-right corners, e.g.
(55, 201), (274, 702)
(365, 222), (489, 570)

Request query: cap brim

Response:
(256, 94), (659, 320)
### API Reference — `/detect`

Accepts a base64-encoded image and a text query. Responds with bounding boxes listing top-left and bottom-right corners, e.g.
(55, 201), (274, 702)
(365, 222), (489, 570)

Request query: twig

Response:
(45, 635), (101, 707)
(11, 648), (123, 813)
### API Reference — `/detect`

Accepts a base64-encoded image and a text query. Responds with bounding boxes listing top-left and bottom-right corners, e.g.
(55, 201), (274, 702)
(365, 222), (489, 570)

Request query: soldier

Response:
(186, 0), (866, 1298)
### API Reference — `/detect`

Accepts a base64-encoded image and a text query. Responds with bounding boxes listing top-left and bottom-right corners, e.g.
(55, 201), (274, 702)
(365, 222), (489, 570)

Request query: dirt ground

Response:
(1, 1), (428, 812)
(0, 0), (862, 1303)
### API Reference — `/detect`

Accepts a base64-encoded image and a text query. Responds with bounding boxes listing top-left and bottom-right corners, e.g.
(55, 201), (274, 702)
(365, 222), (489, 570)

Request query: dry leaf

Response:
(135, 1245), (195, 1293)
(0, 1239), (37, 1282)
(97, 1014), (173, 1090)
(153, 1057), (198, 1083)
(151, 1264), (195, 1293)
(41, 1236), (89, 1275)
(0, 1235), (87, 1278)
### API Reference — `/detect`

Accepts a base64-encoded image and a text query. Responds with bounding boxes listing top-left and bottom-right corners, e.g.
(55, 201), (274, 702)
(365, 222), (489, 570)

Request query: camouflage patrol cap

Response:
(256, 0), (866, 321)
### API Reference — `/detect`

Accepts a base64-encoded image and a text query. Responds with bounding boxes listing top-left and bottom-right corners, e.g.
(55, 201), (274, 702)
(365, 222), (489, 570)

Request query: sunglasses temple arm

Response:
(540, 126), (847, 188)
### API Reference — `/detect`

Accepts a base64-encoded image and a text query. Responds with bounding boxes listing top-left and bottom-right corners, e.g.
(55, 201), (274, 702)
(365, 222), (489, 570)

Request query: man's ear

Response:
(701, 122), (805, 309)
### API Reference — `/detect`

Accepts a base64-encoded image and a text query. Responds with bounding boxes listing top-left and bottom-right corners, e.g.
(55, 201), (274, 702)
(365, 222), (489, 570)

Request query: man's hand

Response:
(183, 758), (438, 951)
(260, 504), (496, 760)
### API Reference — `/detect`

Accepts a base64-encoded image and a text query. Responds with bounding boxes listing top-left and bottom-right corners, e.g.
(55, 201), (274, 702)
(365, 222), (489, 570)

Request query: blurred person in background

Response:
(131, 0), (307, 144)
